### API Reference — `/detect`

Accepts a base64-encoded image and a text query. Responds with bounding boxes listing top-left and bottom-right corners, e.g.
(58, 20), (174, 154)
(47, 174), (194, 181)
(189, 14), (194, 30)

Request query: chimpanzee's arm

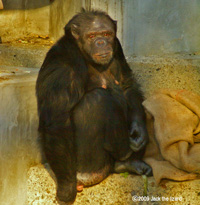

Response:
(36, 36), (88, 203)
(36, 36), (88, 139)
(115, 39), (148, 152)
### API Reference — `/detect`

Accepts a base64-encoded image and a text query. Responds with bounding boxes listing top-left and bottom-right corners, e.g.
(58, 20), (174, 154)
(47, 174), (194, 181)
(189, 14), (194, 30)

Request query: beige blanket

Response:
(143, 89), (200, 184)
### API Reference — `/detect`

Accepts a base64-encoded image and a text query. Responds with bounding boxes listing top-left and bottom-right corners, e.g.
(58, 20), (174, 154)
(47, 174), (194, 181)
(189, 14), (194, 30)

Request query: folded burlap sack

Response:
(143, 89), (200, 184)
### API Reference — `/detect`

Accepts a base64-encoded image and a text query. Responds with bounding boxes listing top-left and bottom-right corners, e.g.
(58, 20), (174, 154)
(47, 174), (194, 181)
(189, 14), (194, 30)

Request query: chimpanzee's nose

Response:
(95, 39), (107, 48)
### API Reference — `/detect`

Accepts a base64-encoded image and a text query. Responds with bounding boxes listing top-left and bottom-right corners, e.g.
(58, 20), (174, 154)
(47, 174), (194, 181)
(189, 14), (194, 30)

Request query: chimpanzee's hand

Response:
(129, 120), (148, 152)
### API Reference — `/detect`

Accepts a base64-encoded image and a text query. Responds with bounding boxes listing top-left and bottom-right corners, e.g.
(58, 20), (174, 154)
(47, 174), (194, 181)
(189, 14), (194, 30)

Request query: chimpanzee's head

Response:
(66, 10), (117, 66)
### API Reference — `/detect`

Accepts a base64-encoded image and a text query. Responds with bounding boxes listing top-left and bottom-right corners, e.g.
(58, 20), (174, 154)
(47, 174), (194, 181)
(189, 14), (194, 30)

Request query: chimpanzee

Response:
(36, 10), (152, 204)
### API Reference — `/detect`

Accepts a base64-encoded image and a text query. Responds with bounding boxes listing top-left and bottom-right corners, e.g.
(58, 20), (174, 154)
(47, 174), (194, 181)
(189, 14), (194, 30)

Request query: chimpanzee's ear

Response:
(113, 20), (117, 32)
(71, 24), (79, 39)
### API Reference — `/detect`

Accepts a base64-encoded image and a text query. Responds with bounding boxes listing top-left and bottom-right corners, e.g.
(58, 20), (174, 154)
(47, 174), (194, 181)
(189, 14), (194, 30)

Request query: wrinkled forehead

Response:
(81, 16), (115, 33)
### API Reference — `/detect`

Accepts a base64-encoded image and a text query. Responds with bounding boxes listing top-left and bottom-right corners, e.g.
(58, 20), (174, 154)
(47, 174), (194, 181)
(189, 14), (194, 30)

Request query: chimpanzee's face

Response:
(71, 16), (116, 65)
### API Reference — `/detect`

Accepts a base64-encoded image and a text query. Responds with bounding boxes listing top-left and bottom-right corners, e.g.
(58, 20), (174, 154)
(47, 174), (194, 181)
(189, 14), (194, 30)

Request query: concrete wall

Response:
(2, 0), (50, 10)
(0, 0), (200, 56)
(0, 0), (50, 42)
(48, 0), (200, 56)
(49, 0), (83, 40)
(0, 67), (41, 204)
(129, 0), (200, 56)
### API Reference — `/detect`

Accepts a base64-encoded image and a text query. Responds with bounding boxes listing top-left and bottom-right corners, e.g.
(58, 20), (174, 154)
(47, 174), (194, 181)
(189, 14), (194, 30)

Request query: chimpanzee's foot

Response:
(56, 199), (73, 205)
(114, 159), (152, 176)
(56, 182), (77, 205)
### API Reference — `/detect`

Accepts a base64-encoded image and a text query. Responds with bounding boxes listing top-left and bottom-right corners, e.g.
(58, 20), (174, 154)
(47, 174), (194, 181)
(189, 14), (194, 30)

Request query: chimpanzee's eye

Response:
(89, 34), (96, 39)
(103, 32), (111, 37)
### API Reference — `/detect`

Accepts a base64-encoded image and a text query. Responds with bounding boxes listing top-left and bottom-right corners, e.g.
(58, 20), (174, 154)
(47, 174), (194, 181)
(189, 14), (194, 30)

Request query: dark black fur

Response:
(36, 10), (151, 204)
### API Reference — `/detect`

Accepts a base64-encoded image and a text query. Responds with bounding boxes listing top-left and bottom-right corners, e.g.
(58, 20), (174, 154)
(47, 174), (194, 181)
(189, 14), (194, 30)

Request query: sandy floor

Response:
(27, 164), (200, 204)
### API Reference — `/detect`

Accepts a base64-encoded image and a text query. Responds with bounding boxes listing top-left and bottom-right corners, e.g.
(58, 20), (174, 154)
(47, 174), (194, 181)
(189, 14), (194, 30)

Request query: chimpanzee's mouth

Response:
(93, 51), (113, 65)
(95, 52), (111, 58)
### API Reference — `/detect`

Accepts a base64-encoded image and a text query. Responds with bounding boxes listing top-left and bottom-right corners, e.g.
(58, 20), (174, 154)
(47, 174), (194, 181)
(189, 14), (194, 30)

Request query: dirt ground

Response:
(27, 164), (200, 205)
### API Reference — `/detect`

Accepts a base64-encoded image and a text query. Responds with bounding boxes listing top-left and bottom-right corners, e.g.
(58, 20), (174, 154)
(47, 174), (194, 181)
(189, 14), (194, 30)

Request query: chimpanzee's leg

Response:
(40, 129), (77, 204)
(72, 88), (133, 186)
